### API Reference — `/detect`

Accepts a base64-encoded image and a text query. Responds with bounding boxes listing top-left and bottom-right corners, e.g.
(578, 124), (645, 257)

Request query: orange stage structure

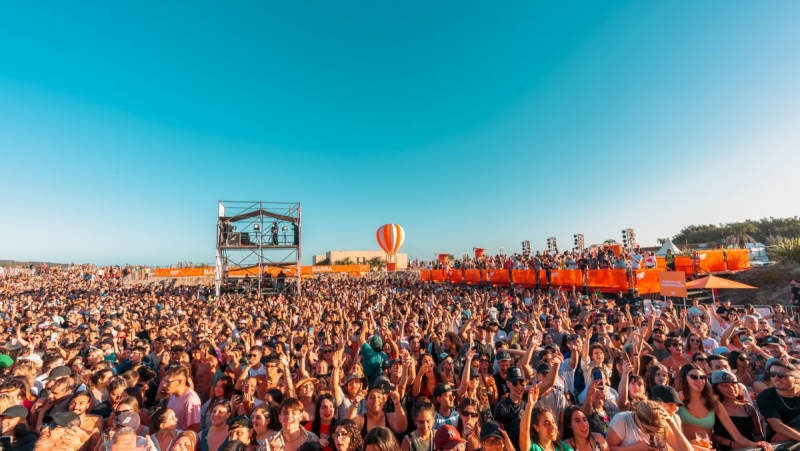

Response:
(418, 249), (750, 294)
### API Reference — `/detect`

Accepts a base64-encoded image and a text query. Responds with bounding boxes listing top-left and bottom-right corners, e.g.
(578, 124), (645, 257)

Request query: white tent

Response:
(655, 238), (682, 256)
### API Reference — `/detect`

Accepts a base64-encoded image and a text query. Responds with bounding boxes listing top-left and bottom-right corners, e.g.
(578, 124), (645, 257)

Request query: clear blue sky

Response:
(2, 1), (799, 266)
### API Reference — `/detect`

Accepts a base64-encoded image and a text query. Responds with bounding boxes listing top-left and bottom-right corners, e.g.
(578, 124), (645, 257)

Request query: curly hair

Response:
(331, 418), (364, 451)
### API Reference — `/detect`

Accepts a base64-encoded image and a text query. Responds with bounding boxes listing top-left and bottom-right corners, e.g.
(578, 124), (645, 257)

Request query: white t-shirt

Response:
(609, 411), (649, 446)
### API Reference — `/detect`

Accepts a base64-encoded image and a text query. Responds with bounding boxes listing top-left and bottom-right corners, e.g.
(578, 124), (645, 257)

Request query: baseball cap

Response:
(433, 383), (456, 398)
(536, 363), (551, 375)
(506, 366), (525, 382)
(650, 385), (684, 406)
(434, 425), (467, 450)
(44, 411), (80, 427)
(481, 421), (504, 442)
(369, 335), (383, 350)
(765, 336), (786, 347)
(227, 415), (253, 430)
(43, 365), (72, 382)
(496, 350), (512, 362)
(468, 369), (481, 379)
(372, 376), (395, 392)
(113, 411), (141, 430)
(345, 373), (368, 386)
(0, 354), (13, 368)
(710, 370), (739, 385)
(0, 405), (28, 419)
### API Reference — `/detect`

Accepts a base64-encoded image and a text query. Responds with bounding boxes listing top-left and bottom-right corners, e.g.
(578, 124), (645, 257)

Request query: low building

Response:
(313, 250), (408, 270)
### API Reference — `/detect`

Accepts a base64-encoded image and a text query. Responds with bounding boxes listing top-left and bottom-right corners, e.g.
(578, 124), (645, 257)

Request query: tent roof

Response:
(685, 275), (757, 290)
(656, 239), (681, 256)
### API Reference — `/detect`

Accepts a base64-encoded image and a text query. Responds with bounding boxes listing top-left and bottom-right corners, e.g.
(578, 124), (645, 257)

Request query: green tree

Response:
(725, 222), (758, 249)
(367, 257), (386, 271)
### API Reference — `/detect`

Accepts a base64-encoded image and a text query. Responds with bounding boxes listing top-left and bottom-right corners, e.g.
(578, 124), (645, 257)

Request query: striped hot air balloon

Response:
(376, 224), (405, 255)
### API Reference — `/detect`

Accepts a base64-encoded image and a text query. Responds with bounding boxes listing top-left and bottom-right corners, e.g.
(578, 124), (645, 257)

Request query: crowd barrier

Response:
(418, 250), (751, 293)
(155, 264), (370, 278)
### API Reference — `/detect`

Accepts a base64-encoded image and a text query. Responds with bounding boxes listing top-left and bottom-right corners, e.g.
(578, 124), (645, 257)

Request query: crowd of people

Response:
(408, 245), (659, 273)
(0, 263), (798, 451)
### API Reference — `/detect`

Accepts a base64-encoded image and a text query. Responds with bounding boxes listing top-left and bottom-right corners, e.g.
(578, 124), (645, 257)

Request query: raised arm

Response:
(519, 386), (540, 451)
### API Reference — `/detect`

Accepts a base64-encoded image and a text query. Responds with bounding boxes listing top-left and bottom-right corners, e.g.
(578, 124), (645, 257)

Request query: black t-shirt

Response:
(493, 396), (527, 451)
(493, 371), (510, 398)
(755, 387), (800, 440)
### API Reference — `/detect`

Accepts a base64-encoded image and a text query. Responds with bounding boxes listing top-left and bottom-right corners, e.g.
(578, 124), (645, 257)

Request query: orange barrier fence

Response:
(154, 268), (217, 277)
(156, 265), (370, 278)
(418, 253), (751, 293)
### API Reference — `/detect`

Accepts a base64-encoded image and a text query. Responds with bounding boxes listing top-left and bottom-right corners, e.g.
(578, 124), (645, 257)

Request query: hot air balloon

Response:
(376, 224), (405, 271)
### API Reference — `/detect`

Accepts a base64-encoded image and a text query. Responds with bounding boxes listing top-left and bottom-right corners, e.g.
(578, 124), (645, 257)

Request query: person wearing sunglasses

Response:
(676, 365), (770, 450)
(456, 397), (482, 450)
(756, 361), (800, 442)
(710, 370), (765, 451)
(492, 366), (529, 450)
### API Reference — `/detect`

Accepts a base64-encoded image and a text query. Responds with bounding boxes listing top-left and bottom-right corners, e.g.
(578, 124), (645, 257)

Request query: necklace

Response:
(776, 388), (799, 410)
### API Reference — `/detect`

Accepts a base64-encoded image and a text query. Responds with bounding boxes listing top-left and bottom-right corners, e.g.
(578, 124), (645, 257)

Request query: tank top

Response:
(360, 413), (390, 438)
(407, 430), (433, 451)
(677, 406), (715, 429)
(713, 405), (757, 450)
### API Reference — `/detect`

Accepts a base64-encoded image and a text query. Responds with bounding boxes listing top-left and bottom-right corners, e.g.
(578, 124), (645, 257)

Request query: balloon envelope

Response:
(376, 224), (405, 255)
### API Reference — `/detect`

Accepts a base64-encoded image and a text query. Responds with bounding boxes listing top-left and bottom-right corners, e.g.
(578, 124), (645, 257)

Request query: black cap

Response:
(506, 366), (525, 382)
(496, 350), (512, 362)
(227, 415), (253, 429)
(43, 411), (80, 427)
(650, 385), (684, 406)
(468, 369), (481, 379)
(536, 363), (551, 375)
(765, 335), (786, 347)
(434, 383), (457, 398)
(481, 421), (504, 441)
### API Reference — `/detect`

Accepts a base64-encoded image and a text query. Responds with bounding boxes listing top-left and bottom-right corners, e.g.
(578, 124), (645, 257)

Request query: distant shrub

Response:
(770, 238), (800, 265)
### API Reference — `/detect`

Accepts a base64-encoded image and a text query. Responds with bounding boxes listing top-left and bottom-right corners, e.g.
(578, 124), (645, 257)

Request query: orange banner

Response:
(154, 268), (216, 277)
(635, 269), (662, 294)
(420, 269), (431, 281)
(659, 271), (688, 297)
(431, 270), (446, 282)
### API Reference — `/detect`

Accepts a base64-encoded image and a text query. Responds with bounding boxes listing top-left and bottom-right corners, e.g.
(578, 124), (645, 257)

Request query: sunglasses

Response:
(687, 374), (707, 381)
(769, 372), (790, 380)
(694, 357), (707, 362)
(322, 349), (334, 354)
(738, 356), (748, 361)
(509, 380), (525, 386)
(461, 411), (479, 418)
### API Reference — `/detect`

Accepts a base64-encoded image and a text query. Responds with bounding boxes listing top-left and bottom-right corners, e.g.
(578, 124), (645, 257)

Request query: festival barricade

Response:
(487, 270), (511, 286)
(449, 270), (465, 284)
(635, 269), (662, 295)
(726, 249), (750, 271)
(587, 269), (629, 290)
(511, 270), (536, 287)
(431, 270), (447, 282)
(550, 269), (584, 287)
(419, 269), (431, 281)
(464, 269), (483, 284)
